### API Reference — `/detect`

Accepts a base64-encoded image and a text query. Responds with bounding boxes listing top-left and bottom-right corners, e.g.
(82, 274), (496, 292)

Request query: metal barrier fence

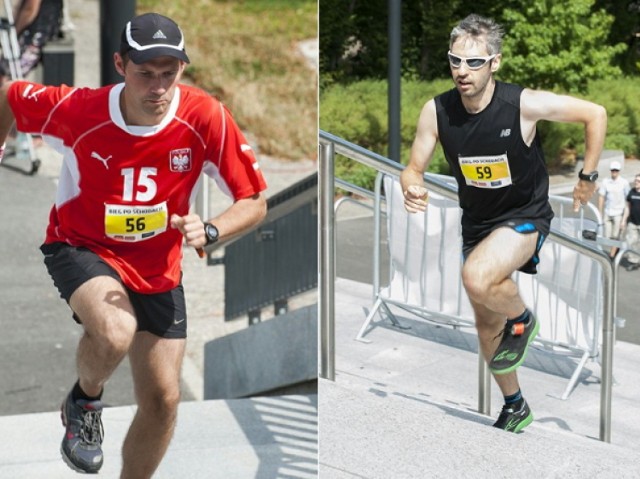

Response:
(219, 173), (318, 322)
(357, 173), (604, 402)
(319, 130), (616, 443)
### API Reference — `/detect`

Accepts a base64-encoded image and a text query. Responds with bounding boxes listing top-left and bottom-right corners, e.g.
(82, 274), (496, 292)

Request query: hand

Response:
(403, 185), (428, 213)
(572, 179), (597, 212)
(170, 213), (206, 253)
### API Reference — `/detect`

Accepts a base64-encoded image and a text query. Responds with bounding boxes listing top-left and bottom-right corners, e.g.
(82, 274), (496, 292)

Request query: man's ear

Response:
(491, 53), (502, 73)
(113, 52), (126, 77)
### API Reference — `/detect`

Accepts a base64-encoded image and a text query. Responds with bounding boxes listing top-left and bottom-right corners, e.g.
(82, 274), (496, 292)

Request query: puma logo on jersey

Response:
(500, 129), (511, 138)
(91, 151), (112, 169)
(22, 84), (46, 101)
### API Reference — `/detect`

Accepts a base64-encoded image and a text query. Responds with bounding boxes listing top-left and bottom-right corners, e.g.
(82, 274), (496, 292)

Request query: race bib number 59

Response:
(459, 153), (512, 189)
(104, 202), (168, 242)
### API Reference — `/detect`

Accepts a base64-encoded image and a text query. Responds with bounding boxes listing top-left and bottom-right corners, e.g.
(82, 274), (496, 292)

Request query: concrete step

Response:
(318, 277), (640, 478)
(0, 395), (317, 479)
(319, 377), (639, 478)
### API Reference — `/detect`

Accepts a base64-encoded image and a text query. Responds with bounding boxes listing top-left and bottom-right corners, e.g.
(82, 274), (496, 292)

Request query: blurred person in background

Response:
(598, 161), (630, 259)
(0, 0), (64, 80)
(621, 173), (640, 271)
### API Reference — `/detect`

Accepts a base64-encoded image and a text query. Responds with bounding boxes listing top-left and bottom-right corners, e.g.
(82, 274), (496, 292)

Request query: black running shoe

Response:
(60, 392), (104, 473)
(493, 399), (533, 433)
(489, 313), (539, 375)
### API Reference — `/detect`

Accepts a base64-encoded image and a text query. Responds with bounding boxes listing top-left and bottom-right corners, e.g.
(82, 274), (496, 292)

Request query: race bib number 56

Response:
(459, 153), (512, 189)
(104, 202), (168, 242)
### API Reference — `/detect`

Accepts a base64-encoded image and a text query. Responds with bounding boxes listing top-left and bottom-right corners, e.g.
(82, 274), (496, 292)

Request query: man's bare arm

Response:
(170, 193), (267, 252)
(400, 99), (438, 213)
(521, 89), (607, 212)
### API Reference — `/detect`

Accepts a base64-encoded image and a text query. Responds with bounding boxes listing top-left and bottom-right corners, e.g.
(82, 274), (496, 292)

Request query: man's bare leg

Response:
(470, 297), (521, 396)
(61, 275), (138, 473)
(461, 227), (537, 320)
(461, 227), (539, 431)
(121, 332), (185, 479)
(69, 276), (138, 397)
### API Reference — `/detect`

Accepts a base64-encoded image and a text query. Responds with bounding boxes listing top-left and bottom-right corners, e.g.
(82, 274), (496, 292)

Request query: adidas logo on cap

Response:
(121, 13), (190, 64)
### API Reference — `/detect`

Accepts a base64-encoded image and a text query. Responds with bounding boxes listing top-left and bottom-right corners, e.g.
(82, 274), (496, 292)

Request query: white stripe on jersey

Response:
(218, 102), (226, 167)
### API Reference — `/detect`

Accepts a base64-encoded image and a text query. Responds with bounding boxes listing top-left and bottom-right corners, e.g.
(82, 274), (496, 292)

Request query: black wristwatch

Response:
(578, 169), (599, 182)
(203, 222), (219, 246)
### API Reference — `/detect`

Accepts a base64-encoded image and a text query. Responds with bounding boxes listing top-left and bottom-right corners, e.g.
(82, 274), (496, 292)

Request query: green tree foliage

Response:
(499, 0), (627, 93)
(319, 0), (388, 88)
(320, 0), (636, 86)
(319, 0), (639, 191)
(595, 0), (640, 74)
(319, 0), (461, 85)
(320, 79), (453, 189)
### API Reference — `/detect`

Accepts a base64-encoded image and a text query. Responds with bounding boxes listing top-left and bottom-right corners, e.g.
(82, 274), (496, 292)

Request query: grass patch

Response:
(137, 0), (318, 161)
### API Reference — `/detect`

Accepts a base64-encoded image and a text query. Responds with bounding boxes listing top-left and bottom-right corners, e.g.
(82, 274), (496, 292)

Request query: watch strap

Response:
(578, 168), (598, 182)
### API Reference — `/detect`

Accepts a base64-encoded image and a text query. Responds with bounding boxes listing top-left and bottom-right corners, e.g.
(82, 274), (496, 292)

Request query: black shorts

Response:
(41, 242), (187, 339)
(462, 218), (549, 275)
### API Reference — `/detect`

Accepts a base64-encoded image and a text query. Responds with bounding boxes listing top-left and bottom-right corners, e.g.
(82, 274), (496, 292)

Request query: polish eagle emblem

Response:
(170, 148), (192, 172)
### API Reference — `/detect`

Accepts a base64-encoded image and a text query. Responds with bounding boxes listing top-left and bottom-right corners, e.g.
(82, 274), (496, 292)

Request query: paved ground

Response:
(319, 277), (640, 478)
(0, 395), (318, 479)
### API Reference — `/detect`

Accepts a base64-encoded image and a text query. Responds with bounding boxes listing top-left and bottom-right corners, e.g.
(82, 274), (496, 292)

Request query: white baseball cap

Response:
(610, 161), (622, 171)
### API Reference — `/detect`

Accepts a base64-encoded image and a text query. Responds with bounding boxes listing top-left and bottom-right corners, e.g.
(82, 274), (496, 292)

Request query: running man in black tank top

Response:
(400, 14), (607, 433)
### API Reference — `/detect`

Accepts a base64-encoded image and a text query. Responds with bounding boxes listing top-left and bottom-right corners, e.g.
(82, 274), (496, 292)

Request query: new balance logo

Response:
(153, 30), (167, 39)
(500, 129), (511, 138)
(91, 151), (112, 170)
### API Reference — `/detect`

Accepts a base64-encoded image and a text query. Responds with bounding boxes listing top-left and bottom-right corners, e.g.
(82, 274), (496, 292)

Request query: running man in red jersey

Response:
(0, 13), (267, 477)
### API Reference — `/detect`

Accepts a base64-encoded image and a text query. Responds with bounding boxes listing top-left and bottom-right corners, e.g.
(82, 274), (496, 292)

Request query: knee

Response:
(461, 262), (490, 303)
(86, 318), (136, 357)
(138, 388), (181, 421)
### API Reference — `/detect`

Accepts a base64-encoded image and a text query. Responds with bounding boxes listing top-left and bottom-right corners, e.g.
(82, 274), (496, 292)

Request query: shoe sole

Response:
(60, 444), (100, 474)
(513, 411), (534, 433)
(490, 318), (540, 375)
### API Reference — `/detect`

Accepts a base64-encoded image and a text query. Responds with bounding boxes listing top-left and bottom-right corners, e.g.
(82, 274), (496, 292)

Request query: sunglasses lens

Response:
(466, 58), (487, 69)
(447, 53), (462, 67)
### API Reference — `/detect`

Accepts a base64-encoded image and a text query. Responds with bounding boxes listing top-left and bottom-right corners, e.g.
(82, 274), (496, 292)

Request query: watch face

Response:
(205, 223), (219, 243)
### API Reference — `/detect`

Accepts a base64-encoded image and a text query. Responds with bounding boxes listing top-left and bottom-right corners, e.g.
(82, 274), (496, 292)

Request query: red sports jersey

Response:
(8, 81), (267, 293)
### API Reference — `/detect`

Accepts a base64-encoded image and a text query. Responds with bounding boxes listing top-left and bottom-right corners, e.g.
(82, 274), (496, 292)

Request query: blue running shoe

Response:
(60, 391), (104, 473)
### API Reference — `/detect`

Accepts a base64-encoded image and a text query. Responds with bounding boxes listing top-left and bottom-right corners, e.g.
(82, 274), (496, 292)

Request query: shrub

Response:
(321, 77), (640, 190)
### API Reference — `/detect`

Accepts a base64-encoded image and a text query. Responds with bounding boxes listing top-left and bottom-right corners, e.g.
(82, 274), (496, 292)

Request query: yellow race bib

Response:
(104, 202), (168, 242)
(458, 153), (512, 189)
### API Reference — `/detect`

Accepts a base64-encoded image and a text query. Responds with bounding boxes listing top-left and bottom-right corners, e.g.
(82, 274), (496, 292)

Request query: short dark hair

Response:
(450, 14), (504, 55)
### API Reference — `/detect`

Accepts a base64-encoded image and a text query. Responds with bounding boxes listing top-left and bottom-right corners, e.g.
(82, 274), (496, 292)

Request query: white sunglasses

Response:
(447, 51), (496, 70)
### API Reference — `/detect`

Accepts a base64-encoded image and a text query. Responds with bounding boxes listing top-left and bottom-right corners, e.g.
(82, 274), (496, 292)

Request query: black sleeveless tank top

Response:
(435, 81), (554, 233)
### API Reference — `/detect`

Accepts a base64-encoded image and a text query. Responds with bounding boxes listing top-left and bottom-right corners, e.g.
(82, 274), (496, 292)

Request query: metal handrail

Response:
(318, 129), (615, 443)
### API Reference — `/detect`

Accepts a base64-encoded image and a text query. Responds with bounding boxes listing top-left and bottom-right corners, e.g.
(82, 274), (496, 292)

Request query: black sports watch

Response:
(578, 169), (599, 182)
(203, 222), (219, 246)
